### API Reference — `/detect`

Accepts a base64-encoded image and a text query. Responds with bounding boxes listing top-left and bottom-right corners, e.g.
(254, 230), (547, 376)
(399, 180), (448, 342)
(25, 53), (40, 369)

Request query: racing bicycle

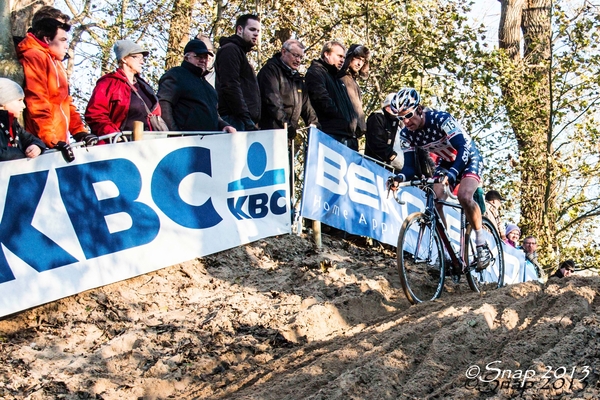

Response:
(391, 177), (505, 304)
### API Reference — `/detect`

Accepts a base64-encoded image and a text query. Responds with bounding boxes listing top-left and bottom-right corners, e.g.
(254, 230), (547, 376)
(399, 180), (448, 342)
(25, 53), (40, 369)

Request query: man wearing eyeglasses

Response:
(257, 39), (319, 139)
(195, 34), (216, 88)
(389, 87), (490, 271)
(523, 236), (546, 282)
(158, 39), (235, 133)
(215, 14), (261, 131)
(306, 41), (359, 150)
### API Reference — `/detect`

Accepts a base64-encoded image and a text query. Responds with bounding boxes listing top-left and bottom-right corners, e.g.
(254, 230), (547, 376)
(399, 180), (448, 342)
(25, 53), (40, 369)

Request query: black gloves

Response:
(73, 132), (99, 146)
(54, 141), (75, 163)
(386, 176), (396, 191)
(386, 175), (405, 191)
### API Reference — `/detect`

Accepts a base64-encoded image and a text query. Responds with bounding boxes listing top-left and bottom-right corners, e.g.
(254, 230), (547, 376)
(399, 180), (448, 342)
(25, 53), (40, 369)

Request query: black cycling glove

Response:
(54, 141), (75, 163)
(73, 132), (99, 146)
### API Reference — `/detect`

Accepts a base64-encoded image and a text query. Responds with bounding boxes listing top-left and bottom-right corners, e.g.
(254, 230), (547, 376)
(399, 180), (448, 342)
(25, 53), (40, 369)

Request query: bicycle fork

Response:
(411, 211), (437, 265)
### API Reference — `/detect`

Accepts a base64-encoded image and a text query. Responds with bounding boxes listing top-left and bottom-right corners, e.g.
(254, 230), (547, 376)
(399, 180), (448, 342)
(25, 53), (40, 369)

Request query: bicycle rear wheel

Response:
(464, 216), (505, 292)
(397, 212), (445, 304)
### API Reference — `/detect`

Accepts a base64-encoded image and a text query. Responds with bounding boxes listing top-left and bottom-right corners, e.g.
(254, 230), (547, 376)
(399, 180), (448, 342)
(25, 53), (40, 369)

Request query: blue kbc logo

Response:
(0, 143), (287, 283)
(227, 142), (287, 220)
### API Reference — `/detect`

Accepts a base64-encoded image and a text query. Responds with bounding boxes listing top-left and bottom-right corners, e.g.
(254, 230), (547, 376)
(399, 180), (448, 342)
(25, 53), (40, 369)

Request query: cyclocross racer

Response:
(390, 88), (491, 271)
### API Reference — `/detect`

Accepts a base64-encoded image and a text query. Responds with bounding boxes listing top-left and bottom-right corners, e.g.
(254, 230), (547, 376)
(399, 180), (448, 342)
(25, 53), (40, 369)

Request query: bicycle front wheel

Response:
(464, 216), (505, 292)
(397, 212), (445, 304)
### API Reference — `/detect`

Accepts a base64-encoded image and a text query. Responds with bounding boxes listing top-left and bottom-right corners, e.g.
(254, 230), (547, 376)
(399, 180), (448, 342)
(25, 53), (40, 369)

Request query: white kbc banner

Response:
(0, 130), (290, 317)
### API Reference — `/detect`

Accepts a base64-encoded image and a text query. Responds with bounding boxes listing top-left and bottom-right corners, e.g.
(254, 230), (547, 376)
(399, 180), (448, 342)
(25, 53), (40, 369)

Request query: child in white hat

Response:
(0, 78), (46, 161)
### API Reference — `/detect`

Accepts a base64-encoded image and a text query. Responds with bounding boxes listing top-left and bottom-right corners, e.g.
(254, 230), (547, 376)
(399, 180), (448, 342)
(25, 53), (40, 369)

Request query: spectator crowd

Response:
(1, 7), (581, 278)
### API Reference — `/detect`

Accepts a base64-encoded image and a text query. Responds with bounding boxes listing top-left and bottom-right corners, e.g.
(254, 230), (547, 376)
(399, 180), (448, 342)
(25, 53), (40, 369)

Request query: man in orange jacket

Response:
(16, 10), (97, 149)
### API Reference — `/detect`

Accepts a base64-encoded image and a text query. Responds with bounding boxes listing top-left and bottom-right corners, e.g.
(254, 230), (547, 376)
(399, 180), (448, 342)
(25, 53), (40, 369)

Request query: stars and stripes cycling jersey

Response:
(399, 109), (483, 182)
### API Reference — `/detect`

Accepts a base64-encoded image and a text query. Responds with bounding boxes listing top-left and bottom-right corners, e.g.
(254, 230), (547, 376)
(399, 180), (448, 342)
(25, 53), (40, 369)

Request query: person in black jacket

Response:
(339, 44), (370, 138)
(305, 41), (359, 150)
(158, 39), (235, 133)
(0, 78), (45, 161)
(552, 259), (574, 278)
(365, 93), (402, 171)
(215, 14), (261, 131)
(257, 39), (319, 139)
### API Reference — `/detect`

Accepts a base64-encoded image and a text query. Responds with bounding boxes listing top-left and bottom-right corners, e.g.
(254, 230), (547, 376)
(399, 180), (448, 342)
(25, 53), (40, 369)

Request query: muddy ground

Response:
(0, 233), (599, 399)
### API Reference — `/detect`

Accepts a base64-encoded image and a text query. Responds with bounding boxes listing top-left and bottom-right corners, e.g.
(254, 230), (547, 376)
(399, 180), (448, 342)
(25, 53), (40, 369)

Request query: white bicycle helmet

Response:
(390, 88), (421, 115)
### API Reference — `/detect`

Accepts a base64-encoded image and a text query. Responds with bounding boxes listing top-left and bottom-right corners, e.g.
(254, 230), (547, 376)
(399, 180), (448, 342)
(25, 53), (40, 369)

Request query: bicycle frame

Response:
(434, 198), (468, 275)
(393, 179), (469, 275)
(392, 176), (506, 303)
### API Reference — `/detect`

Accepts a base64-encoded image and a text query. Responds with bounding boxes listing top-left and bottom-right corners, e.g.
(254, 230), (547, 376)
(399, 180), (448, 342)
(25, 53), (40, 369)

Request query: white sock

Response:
(475, 229), (486, 246)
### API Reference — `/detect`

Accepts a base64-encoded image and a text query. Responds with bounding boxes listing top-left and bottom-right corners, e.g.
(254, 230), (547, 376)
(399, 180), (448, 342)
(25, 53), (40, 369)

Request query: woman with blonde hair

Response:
(85, 40), (162, 137)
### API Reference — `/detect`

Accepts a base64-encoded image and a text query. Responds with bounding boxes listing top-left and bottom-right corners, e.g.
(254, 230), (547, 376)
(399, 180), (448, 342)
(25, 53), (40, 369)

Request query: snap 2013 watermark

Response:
(464, 361), (596, 394)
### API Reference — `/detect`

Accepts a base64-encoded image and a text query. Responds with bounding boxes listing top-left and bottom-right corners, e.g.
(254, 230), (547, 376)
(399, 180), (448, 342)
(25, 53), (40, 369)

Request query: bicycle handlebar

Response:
(395, 177), (441, 188)
(387, 176), (449, 205)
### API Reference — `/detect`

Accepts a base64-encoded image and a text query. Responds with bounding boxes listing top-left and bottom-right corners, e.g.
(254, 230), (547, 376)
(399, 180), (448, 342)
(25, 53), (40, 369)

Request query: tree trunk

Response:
(165, 0), (196, 70)
(10, 0), (52, 38)
(498, 0), (525, 60)
(1, 0), (22, 82)
(498, 0), (555, 264)
(3, 0), (54, 83)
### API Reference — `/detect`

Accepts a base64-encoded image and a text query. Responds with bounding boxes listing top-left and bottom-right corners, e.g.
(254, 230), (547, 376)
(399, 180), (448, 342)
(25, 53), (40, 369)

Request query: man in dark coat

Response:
(305, 41), (359, 150)
(158, 40), (235, 133)
(365, 93), (402, 171)
(214, 14), (261, 131)
(257, 39), (319, 139)
(339, 44), (370, 138)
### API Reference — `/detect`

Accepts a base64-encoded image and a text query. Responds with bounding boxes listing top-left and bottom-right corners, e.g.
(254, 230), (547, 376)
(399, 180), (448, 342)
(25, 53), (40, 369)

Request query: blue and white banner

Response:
(301, 128), (423, 243)
(301, 127), (533, 284)
(0, 130), (289, 317)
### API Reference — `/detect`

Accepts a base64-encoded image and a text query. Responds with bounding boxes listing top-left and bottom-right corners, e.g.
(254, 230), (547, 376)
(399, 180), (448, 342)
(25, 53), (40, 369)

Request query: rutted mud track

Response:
(0, 234), (599, 399)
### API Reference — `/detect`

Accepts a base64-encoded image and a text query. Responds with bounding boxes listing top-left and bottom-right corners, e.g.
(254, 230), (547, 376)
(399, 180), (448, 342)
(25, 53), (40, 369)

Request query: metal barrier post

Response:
(313, 220), (322, 249)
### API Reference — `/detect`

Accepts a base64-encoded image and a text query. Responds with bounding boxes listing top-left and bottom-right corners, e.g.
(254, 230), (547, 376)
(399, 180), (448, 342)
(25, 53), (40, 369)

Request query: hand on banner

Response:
(54, 141), (75, 163)
(73, 132), (99, 147)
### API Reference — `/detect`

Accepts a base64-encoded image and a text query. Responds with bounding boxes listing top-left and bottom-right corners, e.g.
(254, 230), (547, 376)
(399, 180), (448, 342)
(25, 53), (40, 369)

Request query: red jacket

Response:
(16, 33), (86, 147)
(85, 68), (161, 136)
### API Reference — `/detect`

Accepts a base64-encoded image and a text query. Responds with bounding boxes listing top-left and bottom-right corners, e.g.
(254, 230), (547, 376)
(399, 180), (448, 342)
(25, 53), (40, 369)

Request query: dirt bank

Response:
(1, 234), (599, 399)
